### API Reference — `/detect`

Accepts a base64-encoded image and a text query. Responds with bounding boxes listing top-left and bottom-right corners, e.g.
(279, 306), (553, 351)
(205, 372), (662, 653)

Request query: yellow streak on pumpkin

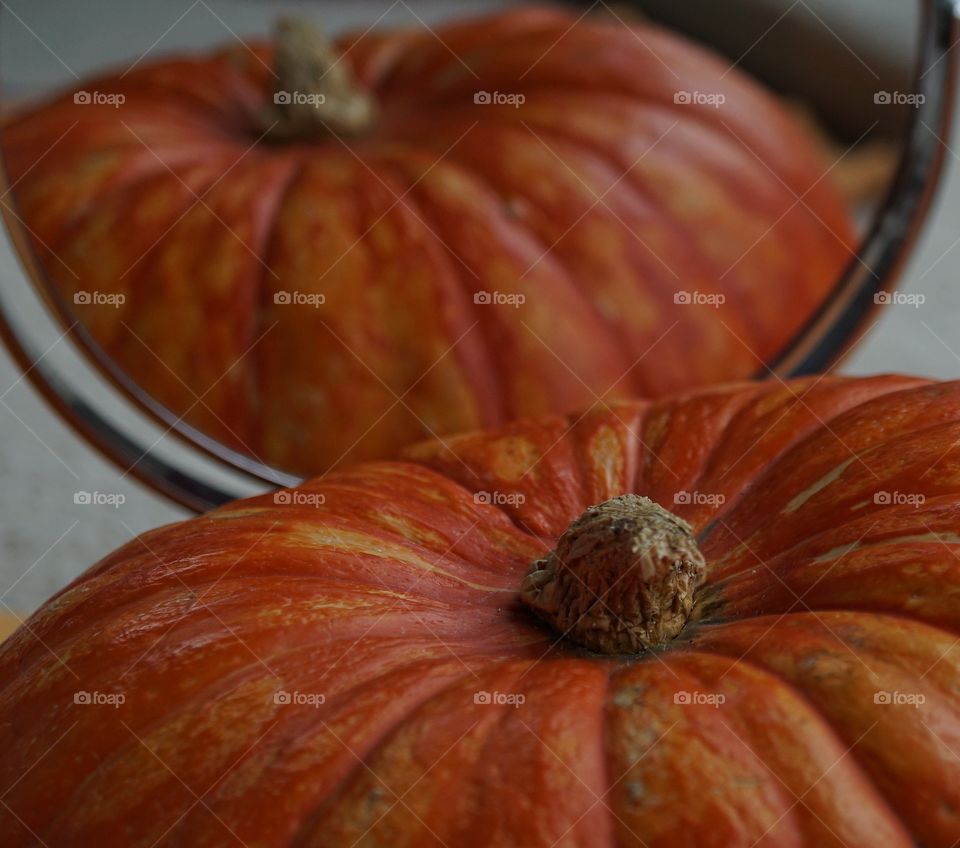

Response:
(814, 532), (960, 563)
(300, 591), (423, 613)
(209, 507), (274, 520)
(488, 436), (541, 482)
(811, 542), (862, 563)
(254, 591), (423, 620)
(783, 456), (856, 514)
(293, 526), (507, 591)
(374, 511), (446, 548)
(420, 486), (454, 504)
(589, 423), (627, 493)
(754, 388), (796, 417)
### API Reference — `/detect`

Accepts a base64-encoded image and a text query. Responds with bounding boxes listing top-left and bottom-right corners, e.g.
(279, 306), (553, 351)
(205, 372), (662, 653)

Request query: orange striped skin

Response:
(2, 8), (854, 475)
(2, 375), (960, 845)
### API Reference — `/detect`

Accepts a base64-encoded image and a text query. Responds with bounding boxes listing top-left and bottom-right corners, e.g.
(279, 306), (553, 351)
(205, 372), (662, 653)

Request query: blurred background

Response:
(0, 0), (957, 613)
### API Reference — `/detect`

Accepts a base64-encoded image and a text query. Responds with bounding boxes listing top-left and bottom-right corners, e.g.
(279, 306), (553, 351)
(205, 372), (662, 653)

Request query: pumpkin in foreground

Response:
(2, 7), (854, 475)
(2, 374), (959, 846)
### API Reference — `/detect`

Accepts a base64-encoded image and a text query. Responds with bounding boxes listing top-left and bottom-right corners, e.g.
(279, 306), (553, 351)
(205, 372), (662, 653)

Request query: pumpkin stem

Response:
(263, 18), (377, 140)
(520, 495), (706, 654)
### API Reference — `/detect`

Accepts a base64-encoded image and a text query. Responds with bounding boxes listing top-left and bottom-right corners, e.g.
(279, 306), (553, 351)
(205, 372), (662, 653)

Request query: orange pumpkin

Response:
(1, 7), (854, 475)
(2, 374), (959, 846)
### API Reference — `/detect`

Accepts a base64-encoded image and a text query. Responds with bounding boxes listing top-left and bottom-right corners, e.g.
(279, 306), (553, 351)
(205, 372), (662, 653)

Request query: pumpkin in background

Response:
(2, 7), (854, 476)
(3, 374), (960, 846)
